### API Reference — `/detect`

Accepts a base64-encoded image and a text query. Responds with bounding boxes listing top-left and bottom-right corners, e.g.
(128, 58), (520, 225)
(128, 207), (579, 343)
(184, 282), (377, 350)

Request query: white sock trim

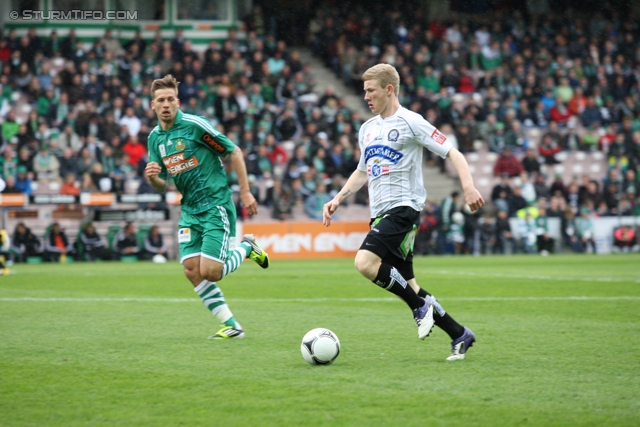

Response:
(194, 279), (210, 294)
(235, 246), (248, 259)
(214, 305), (233, 323)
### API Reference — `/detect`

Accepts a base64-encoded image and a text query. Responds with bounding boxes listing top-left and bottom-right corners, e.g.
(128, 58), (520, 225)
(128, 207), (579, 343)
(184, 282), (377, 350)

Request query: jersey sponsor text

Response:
(364, 145), (404, 164)
(201, 133), (226, 153)
(163, 153), (199, 175)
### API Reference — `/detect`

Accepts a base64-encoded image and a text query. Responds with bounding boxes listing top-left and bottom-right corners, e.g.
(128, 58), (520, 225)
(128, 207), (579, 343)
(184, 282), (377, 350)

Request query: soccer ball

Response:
(152, 254), (167, 264)
(301, 328), (341, 365)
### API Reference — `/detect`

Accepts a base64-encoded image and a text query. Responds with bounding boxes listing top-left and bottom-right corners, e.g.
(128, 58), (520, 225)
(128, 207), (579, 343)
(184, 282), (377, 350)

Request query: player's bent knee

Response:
(183, 264), (200, 283)
(354, 251), (379, 281)
(201, 266), (223, 282)
(199, 257), (225, 282)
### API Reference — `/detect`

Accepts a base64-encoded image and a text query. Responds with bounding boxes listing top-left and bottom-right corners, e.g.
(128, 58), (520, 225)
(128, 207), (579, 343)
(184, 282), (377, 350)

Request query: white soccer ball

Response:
(301, 328), (341, 365)
(152, 254), (167, 264)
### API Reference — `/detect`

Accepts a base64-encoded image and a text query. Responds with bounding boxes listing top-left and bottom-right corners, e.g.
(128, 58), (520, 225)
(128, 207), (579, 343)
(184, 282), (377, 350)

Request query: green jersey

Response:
(147, 110), (236, 215)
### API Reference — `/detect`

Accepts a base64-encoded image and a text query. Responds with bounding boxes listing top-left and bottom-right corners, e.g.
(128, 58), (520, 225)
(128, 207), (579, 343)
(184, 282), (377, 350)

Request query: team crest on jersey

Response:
(431, 128), (447, 145)
(159, 144), (166, 157)
(367, 160), (390, 178)
(364, 144), (404, 164)
(388, 129), (399, 142)
(178, 228), (191, 243)
(364, 132), (372, 144)
(175, 138), (185, 151)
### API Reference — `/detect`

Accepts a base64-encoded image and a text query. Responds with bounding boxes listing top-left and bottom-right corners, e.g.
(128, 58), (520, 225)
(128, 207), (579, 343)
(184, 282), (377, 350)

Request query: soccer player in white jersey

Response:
(323, 64), (485, 360)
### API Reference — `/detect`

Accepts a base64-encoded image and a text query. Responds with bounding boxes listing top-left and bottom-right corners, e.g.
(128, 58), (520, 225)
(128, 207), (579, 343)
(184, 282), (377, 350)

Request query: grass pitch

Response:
(1, 254), (639, 426)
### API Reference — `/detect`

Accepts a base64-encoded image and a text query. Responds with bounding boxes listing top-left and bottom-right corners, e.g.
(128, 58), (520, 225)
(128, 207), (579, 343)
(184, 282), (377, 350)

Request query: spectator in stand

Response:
(602, 181), (621, 216)
(476, 213), (496, 255)
(16, 148), (34, 178)
(2, 176), (21, 194)
(493, 147), (524, 178)
(60, 172), (80, 196)
(11, 222), (41, 262)
(550, 174), (568, 198)
(272, 186), (294, 221)
(43, 222), (73, 262)
(539, 134), (562, 165)
(563, 120), (582, 151)
(521, 147), (541, 176)
(58, 146), (79, 177)
(508, 186), (528, 217)
(520, 172), (537, 205)
(304, 181), (332, 221)
(535, 206), (555, 255)
(548, 190), (568, 218)
(119, 106), (142, 137)
(579, 178), (601, 208)
(15, 166), (33, 195)
(549, 96), (572, 126)
(33, 144), (61, 183)
(576, 208), (597, 253)
(533, 173), (551, 201)
(612, 225), (639, 253)
(491, 174), (513, 202)
(494, 209), (515, 254)
(123, 134), (146, 175)
(488, 122), (508, 153)
(562, 207), (584, 252)
(141, 225), (169, 261)
(581, 97), (602, 128)
(112, 222), (140, 260)
(492, 188), (510, 214)
(608, 133), (630, 171)
(415, 204), (438, 255)
(517, 209), (538, 254)
(76, 147), (96, 177)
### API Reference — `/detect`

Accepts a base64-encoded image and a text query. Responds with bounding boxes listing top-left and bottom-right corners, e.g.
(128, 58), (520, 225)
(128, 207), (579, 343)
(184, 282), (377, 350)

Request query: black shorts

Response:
(360, 206), (420, 263)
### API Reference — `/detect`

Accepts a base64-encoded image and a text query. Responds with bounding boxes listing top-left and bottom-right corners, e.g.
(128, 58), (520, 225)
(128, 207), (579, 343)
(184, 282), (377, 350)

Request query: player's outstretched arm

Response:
(323, 169), (368, 227)
(144, 162), (168, 192)
(446, 147), (485, 212)
(229, 146), (258, 216)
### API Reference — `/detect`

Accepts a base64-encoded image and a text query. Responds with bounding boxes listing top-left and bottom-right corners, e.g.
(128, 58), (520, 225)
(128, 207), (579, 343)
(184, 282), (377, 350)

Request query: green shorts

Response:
(178, 202), (237, 264)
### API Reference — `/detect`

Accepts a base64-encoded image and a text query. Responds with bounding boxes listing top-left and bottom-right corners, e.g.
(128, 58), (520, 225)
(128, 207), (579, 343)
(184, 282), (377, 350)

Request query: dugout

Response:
(0, 191), (180, 261)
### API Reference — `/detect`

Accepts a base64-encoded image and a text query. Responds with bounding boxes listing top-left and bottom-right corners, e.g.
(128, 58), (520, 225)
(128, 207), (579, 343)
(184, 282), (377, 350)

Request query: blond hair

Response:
(362, 64), (400, 96)
(150, 74), (180, 99)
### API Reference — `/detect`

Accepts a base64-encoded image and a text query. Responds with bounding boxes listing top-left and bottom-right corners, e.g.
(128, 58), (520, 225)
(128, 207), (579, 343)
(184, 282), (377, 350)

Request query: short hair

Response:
(362, 64), (400, 96)
(150, 74), (179, 100)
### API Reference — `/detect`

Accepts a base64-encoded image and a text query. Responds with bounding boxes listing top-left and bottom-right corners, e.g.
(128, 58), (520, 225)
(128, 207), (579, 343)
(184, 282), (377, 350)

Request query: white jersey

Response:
(357, 106), (453, 218)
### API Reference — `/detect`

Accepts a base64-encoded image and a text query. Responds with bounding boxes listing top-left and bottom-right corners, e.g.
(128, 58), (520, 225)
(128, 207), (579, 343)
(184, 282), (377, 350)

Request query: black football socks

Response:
(373, 263), (424, 311)
(417, 288), (465, 340)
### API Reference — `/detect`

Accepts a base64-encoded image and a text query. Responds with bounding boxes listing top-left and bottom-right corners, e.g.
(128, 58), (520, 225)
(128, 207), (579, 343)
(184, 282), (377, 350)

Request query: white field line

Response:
(1, 296), (639, 303)
(432, 270), (640, 283)
(6, 268), (639, 283)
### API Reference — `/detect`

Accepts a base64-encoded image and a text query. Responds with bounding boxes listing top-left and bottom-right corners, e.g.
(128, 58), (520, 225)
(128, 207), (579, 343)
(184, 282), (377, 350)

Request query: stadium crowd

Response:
(0, 2), (639, 262)
(0, 18), (369, 222)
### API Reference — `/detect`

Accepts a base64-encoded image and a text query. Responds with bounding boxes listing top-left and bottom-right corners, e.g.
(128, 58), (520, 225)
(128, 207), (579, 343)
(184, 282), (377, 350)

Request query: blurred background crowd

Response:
(0, 0), (639, 263)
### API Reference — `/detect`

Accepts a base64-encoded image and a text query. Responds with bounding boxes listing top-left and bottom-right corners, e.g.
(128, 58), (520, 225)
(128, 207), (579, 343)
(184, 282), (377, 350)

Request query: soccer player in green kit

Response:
(144, 75), (269, 339)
